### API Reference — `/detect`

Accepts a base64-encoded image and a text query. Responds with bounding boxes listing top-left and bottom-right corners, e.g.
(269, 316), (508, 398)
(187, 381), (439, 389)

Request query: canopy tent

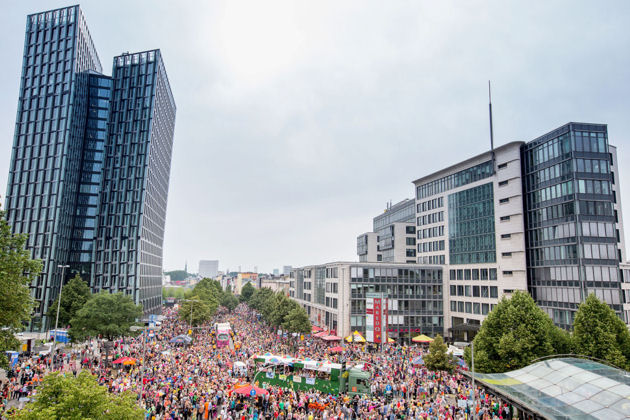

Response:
(345, 331), (366, 343)
(387, 337), (395, 343)
(301, 359), (342, 373)
(232, 384), (268, 397)
(112, 356), (137, 365)
(411, 334), (434, 343)
(329, 346), (344, 353)
(412, 356), (424, 366)
(313, 331), (329, 338)
(447, 345), (464, 357)
(234, 361), (246, 368)
(170, 335), (193, 344)
(311, 326), (324, 333)
(322, 335), (342, 341)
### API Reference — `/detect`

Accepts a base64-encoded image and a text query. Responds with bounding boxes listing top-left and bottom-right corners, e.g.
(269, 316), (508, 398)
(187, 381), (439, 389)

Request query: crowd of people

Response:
(1, 303), (517, 419)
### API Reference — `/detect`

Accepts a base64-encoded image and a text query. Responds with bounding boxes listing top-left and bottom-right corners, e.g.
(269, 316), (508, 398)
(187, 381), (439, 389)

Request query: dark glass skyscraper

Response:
(4, 6), (176, 330)
(522, 123), (623, 328)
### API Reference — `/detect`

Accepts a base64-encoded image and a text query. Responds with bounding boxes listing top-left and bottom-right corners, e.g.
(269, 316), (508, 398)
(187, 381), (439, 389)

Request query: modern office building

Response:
(357, 199), (417, 263)
(413, 141), (529, 339)
(198, 260), (219, 278)
(282, 265), (293, 276)
(351, 122), (627, 338)
(521, 123), (625, 328)
(289, 262), (443, 340)
(4, 6), (176, 329)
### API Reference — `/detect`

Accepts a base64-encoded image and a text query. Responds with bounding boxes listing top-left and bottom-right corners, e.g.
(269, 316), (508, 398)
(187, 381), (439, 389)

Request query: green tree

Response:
(467, 291), (565, 373)
(573, 293), (630, 370)
(69, 292), (143, 342)
(282, 306), (312, 335)
(0, 205), (42, 369)
(239, 282), (255, 302)
(178, 297), (213, 326)
(424, 335), (455, 372)
(221, 291), (239, 312)
(46, 274), (91, 329)
(270, 292), (294, 327)
(11, 370), (142, 419)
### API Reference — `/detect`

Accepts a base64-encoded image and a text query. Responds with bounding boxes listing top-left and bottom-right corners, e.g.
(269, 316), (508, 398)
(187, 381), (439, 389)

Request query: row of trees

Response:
(467, 291), (630, 373)
(244, 287), (312, 335)
(177, 278), (240, 326)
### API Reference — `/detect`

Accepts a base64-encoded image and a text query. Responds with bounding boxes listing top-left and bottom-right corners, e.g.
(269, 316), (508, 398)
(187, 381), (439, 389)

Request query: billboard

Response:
(366, 293), (388, 344)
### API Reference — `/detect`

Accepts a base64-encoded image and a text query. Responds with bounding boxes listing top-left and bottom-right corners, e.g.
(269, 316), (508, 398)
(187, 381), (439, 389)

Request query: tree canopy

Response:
(239, 282), (255, 302)
(164, 270), (188, 282)
(46, 274), (91, 329)
(573, 293), (630, 370)
(178, 296), (213, 326)
(248, 288), (311, 335)
(424, 334), (455, 372)
(69, 292), (143, 342)
(11, 370), (143, 419)
(466, 291), (568, 373)
(0, 205), (42, 369)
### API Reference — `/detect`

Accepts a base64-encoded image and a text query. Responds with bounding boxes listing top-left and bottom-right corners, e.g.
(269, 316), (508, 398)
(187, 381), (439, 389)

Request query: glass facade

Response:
(4, 6), (102, 329)
(448, 183), (496, 264)
(350, 266), (443, 338)
(416, 160), (494, 199)
(523, 123), (622, 329)
(4, 6), (176, 329)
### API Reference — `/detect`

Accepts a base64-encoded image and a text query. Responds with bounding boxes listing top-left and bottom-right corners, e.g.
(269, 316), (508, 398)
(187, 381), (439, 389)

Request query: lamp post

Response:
(181, 299), (200, 328)
(130, 325), (147, 394)
(51, 264), (69, 369)
(471, 340), (476, 420)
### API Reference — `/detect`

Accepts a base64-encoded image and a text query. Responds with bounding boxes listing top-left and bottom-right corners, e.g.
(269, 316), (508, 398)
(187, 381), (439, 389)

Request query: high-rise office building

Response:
(352, 122), (627, 340)
(4, 6), (176, 329)
(199, 260), (219, 278)
(357, 199), (417, 263)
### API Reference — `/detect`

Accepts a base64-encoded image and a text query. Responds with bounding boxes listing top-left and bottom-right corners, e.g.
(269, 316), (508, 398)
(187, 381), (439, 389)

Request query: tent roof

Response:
(472, 357), (630, 420)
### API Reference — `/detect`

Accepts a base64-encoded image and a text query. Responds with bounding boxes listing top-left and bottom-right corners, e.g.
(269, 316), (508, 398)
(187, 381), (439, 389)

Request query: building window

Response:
(500, 216), (510, 221)
(499, 198), (510, 204)
(501, 233), (512, 239)
(498, 162), (508, 169)
(498, 180), (508, 186)
(502, 252), (512, 257)
(503, 271), (513, 276)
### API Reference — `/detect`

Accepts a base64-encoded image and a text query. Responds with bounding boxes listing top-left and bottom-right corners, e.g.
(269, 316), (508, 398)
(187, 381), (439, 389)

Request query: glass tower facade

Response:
(448, 182), (496, 264)
(5, 6), (176, 329)
(523, 123), (622, 328)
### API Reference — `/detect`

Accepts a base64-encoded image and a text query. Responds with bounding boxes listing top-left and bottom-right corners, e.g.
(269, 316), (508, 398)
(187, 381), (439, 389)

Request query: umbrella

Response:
(345, 331), (366, 343)
(312, 326), (324, 333)
(232, 384), (269, 396)
(322, 335), (342, 341)
(170, 335), (192, 344)
(329, 346), (344, 353)
(112, 356), (137, 365)
(412, 356), (424, 365)
(412, 334), (434, 344)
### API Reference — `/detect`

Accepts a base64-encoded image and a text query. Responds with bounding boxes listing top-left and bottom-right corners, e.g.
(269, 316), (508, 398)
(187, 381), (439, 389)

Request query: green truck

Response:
(253, 354), (371, 396)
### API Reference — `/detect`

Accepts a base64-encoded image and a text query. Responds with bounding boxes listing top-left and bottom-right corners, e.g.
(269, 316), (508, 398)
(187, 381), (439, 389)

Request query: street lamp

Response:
(51, 264), (69, 369)
(130, 325), (148, 393)
(181, 298), (200, 327)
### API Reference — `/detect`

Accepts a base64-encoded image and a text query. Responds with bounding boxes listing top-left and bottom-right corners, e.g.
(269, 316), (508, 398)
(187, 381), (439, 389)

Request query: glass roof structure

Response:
(473, 357), (630, 419)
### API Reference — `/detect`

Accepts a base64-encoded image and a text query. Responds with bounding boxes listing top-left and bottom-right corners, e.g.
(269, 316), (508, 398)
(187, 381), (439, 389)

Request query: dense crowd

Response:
(1, 304), (516, 419)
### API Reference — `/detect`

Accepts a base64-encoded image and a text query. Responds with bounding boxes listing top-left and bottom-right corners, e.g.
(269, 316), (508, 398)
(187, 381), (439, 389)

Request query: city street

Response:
(1, 304), (514, 419)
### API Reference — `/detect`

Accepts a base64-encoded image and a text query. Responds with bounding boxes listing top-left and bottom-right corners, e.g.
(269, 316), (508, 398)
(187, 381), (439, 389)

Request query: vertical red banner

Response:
(374, 298), (382, 343)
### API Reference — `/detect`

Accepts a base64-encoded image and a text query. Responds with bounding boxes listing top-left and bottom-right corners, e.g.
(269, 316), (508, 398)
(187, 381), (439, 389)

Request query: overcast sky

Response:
(1, 1), (630, 274)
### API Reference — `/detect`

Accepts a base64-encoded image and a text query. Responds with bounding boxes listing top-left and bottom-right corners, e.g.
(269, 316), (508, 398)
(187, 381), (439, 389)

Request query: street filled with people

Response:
(1, 303), (516, 419)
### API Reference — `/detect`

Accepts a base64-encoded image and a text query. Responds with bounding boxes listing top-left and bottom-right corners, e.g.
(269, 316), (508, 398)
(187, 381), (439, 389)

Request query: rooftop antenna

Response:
(488, 81), (496, 173)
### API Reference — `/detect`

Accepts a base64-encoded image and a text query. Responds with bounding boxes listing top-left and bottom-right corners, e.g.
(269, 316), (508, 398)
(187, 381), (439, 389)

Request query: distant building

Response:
(199, 260), (219, 278)
(273, 269), (280, 276)
(283, 266), (293, 276)
(357, 199), (417, 263)
(235, 272), (258, 294)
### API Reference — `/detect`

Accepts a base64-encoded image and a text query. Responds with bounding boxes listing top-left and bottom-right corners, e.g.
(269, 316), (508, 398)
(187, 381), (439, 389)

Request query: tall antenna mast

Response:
(488, 81), (496, 173)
